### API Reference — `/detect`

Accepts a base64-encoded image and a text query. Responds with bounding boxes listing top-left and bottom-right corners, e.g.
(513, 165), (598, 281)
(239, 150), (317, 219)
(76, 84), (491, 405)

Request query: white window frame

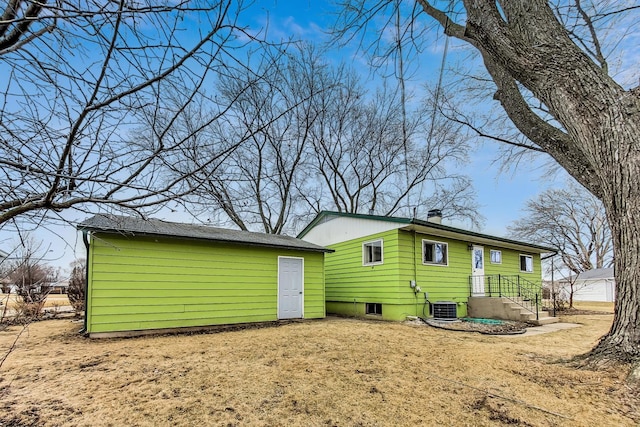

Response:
(362, 239), (384, 266)
(422, 240), (449, 266)
(519, 254), (534, 273)
(490, 249), (502, 264)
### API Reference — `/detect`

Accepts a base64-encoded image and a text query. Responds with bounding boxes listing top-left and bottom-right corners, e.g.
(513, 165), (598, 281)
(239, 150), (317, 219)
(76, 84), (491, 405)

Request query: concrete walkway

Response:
(499, 322), (581, 337)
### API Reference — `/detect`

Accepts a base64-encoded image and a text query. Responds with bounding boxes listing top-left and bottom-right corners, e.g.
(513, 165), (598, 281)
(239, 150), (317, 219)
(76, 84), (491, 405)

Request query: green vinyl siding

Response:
(484, 248), (542, 295)
(398, 230), (470, 318)
(325, 230), (401, 305)
(484, 248), (541, 278)
(323, 229), (545, 321)
(86, 233), (325, 334)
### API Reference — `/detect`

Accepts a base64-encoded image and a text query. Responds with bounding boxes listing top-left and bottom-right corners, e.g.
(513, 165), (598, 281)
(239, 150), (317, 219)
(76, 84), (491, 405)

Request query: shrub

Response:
(10, 262), (56, 320)
(68, 260), (86, 315)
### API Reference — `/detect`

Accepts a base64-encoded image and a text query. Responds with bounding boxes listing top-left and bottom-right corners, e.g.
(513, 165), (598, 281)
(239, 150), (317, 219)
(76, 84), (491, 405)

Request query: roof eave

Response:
(79, 224), (334, 254)
(296, 211), (556, 254)
(297, 210), (410, 239)
(405, 219), (557, 254)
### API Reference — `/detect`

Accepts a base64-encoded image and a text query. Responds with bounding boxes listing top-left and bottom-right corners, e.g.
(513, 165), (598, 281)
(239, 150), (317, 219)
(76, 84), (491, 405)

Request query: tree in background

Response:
(6, 238), (58, 318)
(509, 182), (612, 307)
(67, 259), (86, 315)
(0, 255), (11, 294)
(180, 46), (325, 235)
(306, 73), (475, 221)
(181, 44), (479, 233)
(334, 0), (640, 374)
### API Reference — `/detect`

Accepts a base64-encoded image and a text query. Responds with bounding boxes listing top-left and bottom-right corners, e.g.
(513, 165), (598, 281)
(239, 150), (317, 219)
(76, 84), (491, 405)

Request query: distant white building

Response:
(559, 268), (615, 302)
(50, 278), (70, 294)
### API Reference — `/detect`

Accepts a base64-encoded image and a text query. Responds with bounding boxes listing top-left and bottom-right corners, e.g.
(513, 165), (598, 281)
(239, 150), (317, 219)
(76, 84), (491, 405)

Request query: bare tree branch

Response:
(0, 0), (273, 229)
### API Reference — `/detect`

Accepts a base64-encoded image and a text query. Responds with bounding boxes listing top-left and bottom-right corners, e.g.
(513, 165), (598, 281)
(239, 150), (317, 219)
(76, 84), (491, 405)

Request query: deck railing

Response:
(469, 274), (541, 320)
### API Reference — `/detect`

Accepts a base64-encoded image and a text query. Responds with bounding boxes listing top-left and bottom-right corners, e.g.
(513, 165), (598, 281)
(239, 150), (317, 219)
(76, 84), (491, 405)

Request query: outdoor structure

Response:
(78, 215), (331, 338)
(50, 279), (70, 294)
(559, 268), (615, 303)
(298, 211), (556, 323)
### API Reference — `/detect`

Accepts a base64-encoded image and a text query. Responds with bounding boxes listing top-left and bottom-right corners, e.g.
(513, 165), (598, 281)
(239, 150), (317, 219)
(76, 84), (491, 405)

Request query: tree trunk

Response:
(569, 282), (574, 309)
(589, 159), (640, 365)
(460, 1), (640, 368)
(414, 0), (640, 372)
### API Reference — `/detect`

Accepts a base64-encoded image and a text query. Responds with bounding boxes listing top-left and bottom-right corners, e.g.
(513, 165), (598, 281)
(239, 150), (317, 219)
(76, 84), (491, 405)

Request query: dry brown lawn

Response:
(1, 293), (70, 309)
(0, 312), (637, 426)
(572, 301), (614, 313)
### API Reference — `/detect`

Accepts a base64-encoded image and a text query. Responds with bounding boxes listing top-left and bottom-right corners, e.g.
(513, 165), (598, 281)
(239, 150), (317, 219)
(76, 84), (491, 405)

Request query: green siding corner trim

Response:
(86, 233), (325, 334)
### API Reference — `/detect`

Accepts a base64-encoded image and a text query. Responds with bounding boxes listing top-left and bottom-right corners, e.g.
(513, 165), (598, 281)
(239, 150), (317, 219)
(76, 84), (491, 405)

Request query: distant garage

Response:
(559, 268), (615, 303)
(78, 215), (331, 337)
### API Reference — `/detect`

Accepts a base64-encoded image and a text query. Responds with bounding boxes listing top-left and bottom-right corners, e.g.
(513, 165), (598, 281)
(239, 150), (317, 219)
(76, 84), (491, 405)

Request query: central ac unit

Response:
(432, 301), (457, 320)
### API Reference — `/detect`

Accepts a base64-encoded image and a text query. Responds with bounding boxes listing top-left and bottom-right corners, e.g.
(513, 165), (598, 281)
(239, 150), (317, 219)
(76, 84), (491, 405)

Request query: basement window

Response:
(423, 240), (448, 266)
(520, 254), (533, 272)
(363, 239), (383, 265)
(365, 303), (382, 315)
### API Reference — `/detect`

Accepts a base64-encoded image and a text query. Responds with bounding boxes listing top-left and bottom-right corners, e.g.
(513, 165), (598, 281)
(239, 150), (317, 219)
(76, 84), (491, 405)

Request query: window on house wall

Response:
(363, 239), (383, 265)
(520, 255), (533, 272)
(423, 240), (448, 265)
(365, 303), (382, 315)
(490, 250), (502, 264)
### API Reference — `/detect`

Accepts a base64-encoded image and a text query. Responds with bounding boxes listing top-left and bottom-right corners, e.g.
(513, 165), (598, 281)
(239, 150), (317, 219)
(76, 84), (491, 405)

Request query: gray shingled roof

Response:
(576, 268), (614, 281)
(78, 214), (332, 253)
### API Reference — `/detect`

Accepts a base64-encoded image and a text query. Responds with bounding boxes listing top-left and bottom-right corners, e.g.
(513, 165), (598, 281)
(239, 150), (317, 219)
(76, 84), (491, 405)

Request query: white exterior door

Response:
(278, 257), (303, 319)
(471, 245), (485, 296)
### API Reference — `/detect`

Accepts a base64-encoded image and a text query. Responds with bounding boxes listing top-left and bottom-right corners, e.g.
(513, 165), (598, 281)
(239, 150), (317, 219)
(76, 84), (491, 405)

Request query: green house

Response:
(298, 211), (556, 323)
(78, 215), (331, 337)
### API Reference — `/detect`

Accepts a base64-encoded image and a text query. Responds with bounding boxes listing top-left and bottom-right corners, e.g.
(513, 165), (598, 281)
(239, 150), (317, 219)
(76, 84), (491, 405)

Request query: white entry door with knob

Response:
(278, 257), (304, 319)
(471, 245), (485, 296)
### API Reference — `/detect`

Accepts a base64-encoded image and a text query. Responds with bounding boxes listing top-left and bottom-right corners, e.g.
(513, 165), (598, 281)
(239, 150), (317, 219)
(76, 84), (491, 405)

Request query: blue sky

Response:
(1, 0), (576, 271)
(246, 0), (567, 231)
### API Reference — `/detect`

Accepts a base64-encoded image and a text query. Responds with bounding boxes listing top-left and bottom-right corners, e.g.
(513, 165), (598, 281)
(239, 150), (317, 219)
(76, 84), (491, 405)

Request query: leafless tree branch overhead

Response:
(0, 0), (270, 228)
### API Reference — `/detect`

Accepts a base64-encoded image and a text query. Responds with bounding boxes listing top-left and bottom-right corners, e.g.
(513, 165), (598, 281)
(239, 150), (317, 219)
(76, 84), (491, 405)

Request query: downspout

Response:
(413, 229), (430, 319)
(81, 230), (90, 335)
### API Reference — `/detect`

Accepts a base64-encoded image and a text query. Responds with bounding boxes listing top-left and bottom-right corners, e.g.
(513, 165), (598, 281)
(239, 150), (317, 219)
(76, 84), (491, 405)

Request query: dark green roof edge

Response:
(297, 211), (556, 253)
(408, 218), (556, 253)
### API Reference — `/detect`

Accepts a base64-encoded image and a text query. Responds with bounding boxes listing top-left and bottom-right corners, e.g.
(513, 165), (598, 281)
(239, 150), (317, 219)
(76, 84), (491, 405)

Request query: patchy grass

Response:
(0, 313), (636, 426)
(572, 301), (614, 313)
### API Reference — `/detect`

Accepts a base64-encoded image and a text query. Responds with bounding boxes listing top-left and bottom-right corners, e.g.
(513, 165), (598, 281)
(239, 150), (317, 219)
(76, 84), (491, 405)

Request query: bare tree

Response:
(334, 1), (640, 372)
(67, 258), (86, 315)
(0, 0), (267, 229)
(180, 45), (325, 234)
(307, 76), (476, 221)
(183, 44), (479, 233)
(6, 238), (58, 318)
(509, 182), (613, 306)
(0, 251), (11, 294)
